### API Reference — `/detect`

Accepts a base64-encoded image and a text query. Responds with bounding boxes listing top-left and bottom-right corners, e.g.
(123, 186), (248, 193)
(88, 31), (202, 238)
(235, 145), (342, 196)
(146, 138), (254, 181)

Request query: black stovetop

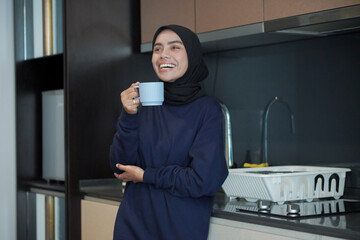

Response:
(225, 197), (360, 219)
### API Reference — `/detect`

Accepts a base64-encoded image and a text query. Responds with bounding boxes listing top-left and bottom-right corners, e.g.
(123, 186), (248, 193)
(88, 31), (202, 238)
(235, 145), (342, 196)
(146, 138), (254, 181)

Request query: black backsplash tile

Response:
(202, 32), (360, 188)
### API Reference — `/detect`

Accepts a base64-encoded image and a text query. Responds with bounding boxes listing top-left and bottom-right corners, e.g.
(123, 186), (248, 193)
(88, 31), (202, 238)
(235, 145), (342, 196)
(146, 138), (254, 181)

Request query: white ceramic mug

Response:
(134, 82), (164, 106)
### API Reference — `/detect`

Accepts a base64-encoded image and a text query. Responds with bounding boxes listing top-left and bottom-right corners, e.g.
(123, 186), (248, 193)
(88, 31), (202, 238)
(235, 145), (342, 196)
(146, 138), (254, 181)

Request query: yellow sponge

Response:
(243, 163), (269, 168)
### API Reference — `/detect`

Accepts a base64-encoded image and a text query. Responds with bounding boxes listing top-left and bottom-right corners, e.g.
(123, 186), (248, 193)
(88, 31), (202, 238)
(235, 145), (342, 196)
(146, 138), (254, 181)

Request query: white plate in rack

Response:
(222, 165), (351, 204)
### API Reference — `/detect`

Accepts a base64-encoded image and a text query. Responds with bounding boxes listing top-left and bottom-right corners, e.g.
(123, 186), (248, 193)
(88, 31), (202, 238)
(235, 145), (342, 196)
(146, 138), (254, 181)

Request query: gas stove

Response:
(224, 197), (360, 220)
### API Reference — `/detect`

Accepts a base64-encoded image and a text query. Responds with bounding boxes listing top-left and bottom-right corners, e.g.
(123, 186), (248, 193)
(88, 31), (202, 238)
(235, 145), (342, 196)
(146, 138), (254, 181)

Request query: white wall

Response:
(0, 0), (17, 239)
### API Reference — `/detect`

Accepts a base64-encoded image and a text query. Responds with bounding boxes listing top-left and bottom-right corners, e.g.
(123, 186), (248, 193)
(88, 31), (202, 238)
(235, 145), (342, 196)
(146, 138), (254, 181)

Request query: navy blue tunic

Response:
(110, 96), (228, 240)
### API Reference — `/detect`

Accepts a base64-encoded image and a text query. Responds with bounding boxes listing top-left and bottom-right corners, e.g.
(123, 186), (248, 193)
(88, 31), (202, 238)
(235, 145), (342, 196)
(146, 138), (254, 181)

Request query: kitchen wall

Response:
(202, 32), (360, 187)
(0, 0), (17, 239)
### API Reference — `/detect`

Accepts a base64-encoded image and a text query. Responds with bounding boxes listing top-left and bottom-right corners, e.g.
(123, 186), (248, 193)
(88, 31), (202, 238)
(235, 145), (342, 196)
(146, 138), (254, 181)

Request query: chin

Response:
(157, 75), (177, 83)
(160, 78), (177, 83)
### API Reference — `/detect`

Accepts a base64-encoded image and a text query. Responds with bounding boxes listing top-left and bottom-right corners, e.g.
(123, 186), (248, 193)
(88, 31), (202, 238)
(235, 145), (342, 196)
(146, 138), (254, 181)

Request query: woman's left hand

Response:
(114, 164), (144, 183)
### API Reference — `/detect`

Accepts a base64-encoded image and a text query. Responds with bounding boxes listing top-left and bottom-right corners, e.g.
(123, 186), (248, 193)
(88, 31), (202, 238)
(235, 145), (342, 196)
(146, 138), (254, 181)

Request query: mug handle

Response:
(133, 85), (140, 99)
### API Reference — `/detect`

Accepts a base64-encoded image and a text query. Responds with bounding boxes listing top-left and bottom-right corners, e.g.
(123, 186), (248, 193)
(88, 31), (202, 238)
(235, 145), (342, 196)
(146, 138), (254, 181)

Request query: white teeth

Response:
(160, 64), (175, 69)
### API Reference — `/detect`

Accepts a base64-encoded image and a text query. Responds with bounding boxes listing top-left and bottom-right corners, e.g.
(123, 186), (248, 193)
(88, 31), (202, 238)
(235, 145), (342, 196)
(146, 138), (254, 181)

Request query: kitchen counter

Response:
(212, 191), (360, 240)
(80, 179), (360, 240)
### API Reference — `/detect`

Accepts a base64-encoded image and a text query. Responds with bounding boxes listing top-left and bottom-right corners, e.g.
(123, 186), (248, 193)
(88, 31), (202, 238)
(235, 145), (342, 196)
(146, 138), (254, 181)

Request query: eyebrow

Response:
(154, 40), (184, 47)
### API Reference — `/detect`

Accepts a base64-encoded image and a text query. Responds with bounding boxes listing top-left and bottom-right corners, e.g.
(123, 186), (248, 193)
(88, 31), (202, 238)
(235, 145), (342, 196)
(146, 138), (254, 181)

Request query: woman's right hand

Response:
(120, 82), (140, 114)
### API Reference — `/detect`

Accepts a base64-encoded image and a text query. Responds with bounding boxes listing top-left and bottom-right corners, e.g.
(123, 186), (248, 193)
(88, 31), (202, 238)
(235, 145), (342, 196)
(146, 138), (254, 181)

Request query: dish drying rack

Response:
(222, 165), (351, 204)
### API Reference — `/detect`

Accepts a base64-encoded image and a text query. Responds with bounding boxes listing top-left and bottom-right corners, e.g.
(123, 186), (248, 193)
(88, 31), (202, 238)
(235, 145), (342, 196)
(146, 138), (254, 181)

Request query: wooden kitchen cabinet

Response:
(81, 199), (119, 240)
(141, 0), (360, 44)
(195, 0), (263, 33)
(140, 0), (263, 41)
(140, 0), (195, 43)
(264, 0), (360, 21)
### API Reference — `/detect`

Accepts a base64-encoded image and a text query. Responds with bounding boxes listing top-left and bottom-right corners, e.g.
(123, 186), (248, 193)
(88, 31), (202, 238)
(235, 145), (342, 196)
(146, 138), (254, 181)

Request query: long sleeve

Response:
(143, 101), (228, 198)
(109, 110), (140, 174)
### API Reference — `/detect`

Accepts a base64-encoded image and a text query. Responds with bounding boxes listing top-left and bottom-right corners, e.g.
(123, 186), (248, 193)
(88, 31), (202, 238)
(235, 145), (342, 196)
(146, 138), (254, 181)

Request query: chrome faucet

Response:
(260, 97), (295, 165)
(220, 103), (234, 168)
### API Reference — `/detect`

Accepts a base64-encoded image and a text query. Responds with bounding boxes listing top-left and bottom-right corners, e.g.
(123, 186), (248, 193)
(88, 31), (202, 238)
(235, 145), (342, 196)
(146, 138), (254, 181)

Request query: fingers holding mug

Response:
(130, 97), (140, 107)
(121, 82), (140, 114)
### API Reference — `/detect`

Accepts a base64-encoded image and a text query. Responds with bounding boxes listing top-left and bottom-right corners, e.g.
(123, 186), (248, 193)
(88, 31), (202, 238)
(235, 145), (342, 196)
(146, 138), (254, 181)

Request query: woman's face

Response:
(152, 30), (188, 82)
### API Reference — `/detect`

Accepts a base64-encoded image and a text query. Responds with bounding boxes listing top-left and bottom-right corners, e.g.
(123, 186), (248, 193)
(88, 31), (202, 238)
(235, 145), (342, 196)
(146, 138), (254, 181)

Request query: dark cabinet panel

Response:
(64, 0), (141, 239)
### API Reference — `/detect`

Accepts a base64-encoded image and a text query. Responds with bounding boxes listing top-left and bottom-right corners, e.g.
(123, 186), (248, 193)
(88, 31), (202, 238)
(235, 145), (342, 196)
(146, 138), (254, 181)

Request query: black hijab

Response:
(152, 25), (209, 105)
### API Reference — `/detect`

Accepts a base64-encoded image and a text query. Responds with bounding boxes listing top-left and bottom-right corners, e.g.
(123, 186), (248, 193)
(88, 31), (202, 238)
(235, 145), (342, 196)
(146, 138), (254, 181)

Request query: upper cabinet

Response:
(140, 0), (360, 52)
(196, 0), (263, 33)
(264, 0), (360, 21)
(140, 0), (195, 43)
(140, 0), (262, 43)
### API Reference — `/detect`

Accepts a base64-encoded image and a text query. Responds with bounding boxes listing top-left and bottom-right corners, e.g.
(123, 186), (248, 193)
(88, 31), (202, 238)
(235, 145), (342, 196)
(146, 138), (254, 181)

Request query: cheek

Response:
(151, 57), (157, 71)
(181, 57), (188, 73)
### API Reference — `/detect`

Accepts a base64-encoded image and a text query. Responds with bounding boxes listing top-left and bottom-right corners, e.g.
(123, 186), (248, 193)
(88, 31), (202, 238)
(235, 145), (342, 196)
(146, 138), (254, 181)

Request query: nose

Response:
(160, 48), (170, 59)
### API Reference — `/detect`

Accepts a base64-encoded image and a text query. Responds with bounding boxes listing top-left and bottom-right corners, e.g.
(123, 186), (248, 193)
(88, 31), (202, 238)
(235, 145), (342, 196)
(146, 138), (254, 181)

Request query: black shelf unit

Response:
(14, 0), (142, 239)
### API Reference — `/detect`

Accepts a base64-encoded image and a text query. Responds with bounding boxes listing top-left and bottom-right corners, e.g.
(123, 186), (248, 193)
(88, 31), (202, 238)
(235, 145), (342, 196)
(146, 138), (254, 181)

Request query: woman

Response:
(110, 25), (228, 240)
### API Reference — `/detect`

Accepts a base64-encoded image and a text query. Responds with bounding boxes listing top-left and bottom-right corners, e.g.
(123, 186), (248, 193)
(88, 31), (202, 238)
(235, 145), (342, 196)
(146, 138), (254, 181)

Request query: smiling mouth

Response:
(160, 63), (175, 69)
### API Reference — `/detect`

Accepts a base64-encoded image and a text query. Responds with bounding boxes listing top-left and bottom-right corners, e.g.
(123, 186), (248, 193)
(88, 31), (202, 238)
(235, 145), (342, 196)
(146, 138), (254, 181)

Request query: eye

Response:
(153, 46), (162, 53)
(171, 45), (181, 50)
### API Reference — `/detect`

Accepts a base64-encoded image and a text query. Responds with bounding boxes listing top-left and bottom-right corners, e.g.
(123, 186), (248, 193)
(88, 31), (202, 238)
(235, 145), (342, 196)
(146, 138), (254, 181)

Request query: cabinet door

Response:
(141, 0), (195, 43)
(196, 0), (263, 33)
(81, 200), (119, 240)
(264, 0), (360, 21)
(208, 219), (326, 240)
(208, 222), (241, 240)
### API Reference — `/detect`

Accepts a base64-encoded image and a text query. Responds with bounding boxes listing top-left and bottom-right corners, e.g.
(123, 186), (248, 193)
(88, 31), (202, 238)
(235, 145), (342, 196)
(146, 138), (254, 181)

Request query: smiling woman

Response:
(151, 25), (209, 105)
(152, 30), (188, 83)
(110, 25), (228, 240)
